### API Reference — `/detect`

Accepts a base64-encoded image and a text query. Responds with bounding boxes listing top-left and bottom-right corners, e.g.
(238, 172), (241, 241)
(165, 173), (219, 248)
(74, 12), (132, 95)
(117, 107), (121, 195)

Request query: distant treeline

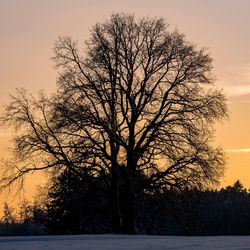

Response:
(1, 171), (250, 236)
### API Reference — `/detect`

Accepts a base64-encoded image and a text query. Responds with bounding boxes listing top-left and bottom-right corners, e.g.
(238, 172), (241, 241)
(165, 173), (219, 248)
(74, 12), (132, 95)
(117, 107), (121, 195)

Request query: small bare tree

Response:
(1, 13), (227, 233)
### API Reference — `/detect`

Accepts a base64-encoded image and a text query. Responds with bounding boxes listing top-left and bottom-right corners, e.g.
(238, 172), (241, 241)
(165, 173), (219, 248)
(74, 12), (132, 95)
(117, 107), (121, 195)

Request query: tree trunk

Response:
(111, 170), (122, 233)
(111, 166), (136, 234)
(121, 181), (136, 234)
(121, 160), (136, 234)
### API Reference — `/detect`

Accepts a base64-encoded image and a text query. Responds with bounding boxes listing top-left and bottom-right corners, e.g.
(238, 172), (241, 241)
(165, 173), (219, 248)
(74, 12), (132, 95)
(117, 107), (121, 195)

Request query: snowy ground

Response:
(1, 235), (250, 250)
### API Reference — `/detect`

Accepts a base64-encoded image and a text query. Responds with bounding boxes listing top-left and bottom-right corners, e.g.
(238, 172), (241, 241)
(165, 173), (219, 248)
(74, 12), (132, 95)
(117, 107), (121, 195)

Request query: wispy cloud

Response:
(226, 148), (250, 153)
(217, 64), (250, 103)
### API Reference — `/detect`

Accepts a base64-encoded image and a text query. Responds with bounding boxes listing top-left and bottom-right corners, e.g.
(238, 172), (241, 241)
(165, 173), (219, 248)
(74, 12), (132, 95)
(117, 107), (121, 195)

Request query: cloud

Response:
(229, 93), (250, 103)
(226, 148), (250, 153)
(216, 64), (250, 102)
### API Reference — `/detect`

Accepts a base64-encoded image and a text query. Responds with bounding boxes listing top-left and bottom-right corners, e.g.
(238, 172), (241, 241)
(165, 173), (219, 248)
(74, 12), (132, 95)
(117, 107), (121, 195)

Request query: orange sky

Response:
(1, 0), (250, 207)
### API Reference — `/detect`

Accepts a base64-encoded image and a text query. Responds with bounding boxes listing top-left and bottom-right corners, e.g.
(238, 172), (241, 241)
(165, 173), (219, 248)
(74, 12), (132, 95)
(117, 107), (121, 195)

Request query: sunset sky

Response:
(1, 0), (250, 205)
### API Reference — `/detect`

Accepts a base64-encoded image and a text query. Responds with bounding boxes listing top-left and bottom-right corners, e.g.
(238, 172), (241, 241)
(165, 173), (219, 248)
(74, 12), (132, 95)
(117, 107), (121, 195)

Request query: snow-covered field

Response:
(1, 235), (250, 250)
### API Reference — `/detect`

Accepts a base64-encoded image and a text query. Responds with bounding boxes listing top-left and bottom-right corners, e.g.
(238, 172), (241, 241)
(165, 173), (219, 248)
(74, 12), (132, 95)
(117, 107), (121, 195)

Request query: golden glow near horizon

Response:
(1, 0), (250, 208)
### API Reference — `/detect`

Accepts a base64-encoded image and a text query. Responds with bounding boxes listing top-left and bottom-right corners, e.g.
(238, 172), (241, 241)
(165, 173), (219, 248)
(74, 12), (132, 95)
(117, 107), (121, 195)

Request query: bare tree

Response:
(1, 13), (227, 233)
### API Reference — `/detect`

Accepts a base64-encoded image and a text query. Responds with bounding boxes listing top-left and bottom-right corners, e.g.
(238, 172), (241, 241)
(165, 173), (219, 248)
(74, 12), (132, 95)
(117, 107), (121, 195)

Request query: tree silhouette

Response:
(45, 169), (111, 234)
(1, 13), (227, 233)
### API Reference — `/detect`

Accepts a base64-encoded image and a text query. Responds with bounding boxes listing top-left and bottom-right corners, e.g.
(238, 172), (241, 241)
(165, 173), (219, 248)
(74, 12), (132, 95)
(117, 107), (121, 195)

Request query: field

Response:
(1, 235), (250, 250)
